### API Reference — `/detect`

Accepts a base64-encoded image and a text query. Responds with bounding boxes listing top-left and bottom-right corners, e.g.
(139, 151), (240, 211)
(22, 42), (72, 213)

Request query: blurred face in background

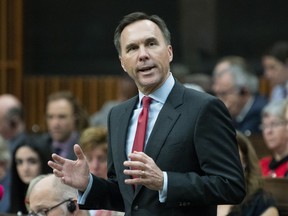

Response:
(262, 56), (288, 86)
(46, 99), (76, 142)
(261, 114), (287, 152)
(85, 145), (107, 179)
(212, 62), (243, 117)
(15, 146), (41, 184)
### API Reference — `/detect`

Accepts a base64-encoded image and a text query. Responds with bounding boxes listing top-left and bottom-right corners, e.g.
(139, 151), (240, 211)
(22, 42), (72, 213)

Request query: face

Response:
(46, 99), (76, 142)
(15, 146), (41, 184)
(212, 62), (243, 117)
(262, 115), (287, 151)
(119, 20), (173, 95)
(262, 56), (288, 86)
(85, 146), (107, 179)
(29, 190), (67, 216)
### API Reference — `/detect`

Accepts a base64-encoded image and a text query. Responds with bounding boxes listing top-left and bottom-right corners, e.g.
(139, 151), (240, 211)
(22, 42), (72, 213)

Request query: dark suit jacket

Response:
(40, 133), (78, 160)
(233, 94), (268, 135)
(80, 81), (245, 216)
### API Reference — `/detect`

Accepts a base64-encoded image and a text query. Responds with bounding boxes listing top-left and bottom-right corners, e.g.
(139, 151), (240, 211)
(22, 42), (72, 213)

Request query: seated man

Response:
(212, 56), (268, 136)
(41, 91), (89, 160)
(26, 174), (88, 216)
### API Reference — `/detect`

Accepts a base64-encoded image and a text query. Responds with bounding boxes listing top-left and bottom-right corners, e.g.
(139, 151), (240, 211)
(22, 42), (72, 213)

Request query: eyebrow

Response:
(125, 37), (159, 50)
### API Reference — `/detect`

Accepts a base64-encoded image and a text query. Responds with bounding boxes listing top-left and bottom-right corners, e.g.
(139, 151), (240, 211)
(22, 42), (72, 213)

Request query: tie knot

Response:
(142, 96), (152, 108)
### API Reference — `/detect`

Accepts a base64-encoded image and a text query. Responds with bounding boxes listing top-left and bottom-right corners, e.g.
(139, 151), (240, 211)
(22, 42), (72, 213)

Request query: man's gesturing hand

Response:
(48, 144), (90, 192)
(123, 151), (164, 191)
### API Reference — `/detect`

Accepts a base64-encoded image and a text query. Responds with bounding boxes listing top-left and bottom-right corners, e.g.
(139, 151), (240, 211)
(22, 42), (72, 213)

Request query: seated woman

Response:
(217, 131), (279, 216)
(9, 136), (52, 214)
(260, 99), (288, 177)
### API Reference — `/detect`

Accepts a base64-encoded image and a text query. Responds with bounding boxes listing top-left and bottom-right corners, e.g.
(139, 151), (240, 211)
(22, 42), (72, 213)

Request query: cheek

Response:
(32, 164), (41, 175)
(16, 165), (23, 174)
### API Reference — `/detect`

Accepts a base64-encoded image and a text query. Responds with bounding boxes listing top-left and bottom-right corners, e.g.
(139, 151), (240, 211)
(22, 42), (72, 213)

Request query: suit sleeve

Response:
(166, 97), (246, 206)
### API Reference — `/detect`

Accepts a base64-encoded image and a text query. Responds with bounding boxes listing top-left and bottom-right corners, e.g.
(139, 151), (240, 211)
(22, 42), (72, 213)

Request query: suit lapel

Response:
(135, 82), (184, 194)
(116, 97), (138, 199)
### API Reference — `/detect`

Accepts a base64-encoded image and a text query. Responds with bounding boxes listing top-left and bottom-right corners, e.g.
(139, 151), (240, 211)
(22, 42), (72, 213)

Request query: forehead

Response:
(263, 114), (282, 122)
(29, 179), (55, 207)
(263, 56), (281, 65)
(16, 146), (38, 157)
(214, 61), (231, 74)
(47, 99), (73, 114)
(120, 20), (164, 44)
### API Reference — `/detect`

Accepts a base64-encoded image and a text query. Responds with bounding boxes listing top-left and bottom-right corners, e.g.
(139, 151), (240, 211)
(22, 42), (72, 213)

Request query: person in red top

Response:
(259, 99), (288, 177)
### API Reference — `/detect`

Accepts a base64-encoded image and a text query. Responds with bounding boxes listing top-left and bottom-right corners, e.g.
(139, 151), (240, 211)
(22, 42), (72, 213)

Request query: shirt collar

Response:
(52, 131), (78, 150)
(236, 96), (254, 122)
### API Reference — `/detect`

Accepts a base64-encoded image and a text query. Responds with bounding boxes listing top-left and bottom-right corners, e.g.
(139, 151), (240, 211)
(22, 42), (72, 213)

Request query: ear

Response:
(119, 56), (127, 72)
(168, 45), (173, 63)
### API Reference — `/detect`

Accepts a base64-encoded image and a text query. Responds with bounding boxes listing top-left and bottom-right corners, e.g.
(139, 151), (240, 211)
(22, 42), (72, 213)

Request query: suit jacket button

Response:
(134, 205), (139, 210)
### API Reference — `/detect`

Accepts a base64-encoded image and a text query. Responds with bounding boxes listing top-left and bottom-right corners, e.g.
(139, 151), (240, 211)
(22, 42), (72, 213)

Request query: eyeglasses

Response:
(28, 198), (72, 216)
(215, 87), (240, 99)
(259, 121), (287, 131)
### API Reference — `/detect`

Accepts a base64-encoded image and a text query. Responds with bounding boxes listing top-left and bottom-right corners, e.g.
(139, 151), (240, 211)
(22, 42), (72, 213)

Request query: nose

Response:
(22, 161), (30, 172)
(138, 46), (149, 61)
(91, 159), (100, 171)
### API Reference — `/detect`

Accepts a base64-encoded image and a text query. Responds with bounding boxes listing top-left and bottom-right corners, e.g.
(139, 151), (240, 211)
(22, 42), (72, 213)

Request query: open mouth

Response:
(138, 66), (155, 72)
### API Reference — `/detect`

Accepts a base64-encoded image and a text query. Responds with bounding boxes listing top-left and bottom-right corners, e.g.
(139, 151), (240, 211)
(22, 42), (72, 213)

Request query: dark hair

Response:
(114, 11), (171, 55)
(47, 91), (89, 132)
(264, 41), (288, 64)
(9, 136), (52, 213)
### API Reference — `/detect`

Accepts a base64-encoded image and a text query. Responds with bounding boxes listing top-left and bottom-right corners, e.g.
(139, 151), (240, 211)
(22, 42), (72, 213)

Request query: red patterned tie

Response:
(132, 96), (152, 153)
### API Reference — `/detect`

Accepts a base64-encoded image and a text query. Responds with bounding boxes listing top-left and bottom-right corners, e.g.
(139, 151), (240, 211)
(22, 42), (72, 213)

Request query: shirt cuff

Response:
(158, 171), (167, 203)
(78, 173), (93, 204)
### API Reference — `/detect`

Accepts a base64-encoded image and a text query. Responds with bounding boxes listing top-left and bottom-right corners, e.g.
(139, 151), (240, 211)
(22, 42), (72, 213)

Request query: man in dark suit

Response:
(49, 12), (245, 216)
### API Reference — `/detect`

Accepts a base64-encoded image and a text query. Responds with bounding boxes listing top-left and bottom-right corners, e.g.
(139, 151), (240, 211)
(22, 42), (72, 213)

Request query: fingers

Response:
(74, 144), (86, 160)
(128, 151), (149, 162)
(123, 169), (146, 177)
(123, 160), (145, 170)
(48, 160), (62, 171)
(51, 153), (65, 164)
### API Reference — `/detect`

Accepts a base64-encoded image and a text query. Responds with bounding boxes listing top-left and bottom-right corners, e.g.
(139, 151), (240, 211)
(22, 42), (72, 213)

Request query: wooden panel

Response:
(23, 76), (121, 133)
(262, 177), (288, 215)
(259, 76), (271, 99)
(0, 0), (23, 98)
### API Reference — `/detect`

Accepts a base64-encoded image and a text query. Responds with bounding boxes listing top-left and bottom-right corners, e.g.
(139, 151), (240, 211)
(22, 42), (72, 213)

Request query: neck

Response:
(273, 144), (288, 161)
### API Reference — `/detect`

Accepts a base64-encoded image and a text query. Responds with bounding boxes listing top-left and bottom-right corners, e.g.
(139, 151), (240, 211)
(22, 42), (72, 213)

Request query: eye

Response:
(15, 159), (23, 165)
(148, 41), (155, 46)
(28, 157), (39, 165)
(127, 45), (137, 53)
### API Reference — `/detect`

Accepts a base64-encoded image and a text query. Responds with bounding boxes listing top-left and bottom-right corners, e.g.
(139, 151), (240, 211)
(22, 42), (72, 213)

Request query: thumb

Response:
(74, 144), (85, 160)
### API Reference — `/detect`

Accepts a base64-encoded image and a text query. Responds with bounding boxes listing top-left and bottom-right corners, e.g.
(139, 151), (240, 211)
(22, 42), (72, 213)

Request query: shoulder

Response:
(260, 156), (272, 164)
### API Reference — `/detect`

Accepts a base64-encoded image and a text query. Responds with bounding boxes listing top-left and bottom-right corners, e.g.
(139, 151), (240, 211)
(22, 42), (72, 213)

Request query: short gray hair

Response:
(261, 99), (286, 119)
(214, 56), (259, 94)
